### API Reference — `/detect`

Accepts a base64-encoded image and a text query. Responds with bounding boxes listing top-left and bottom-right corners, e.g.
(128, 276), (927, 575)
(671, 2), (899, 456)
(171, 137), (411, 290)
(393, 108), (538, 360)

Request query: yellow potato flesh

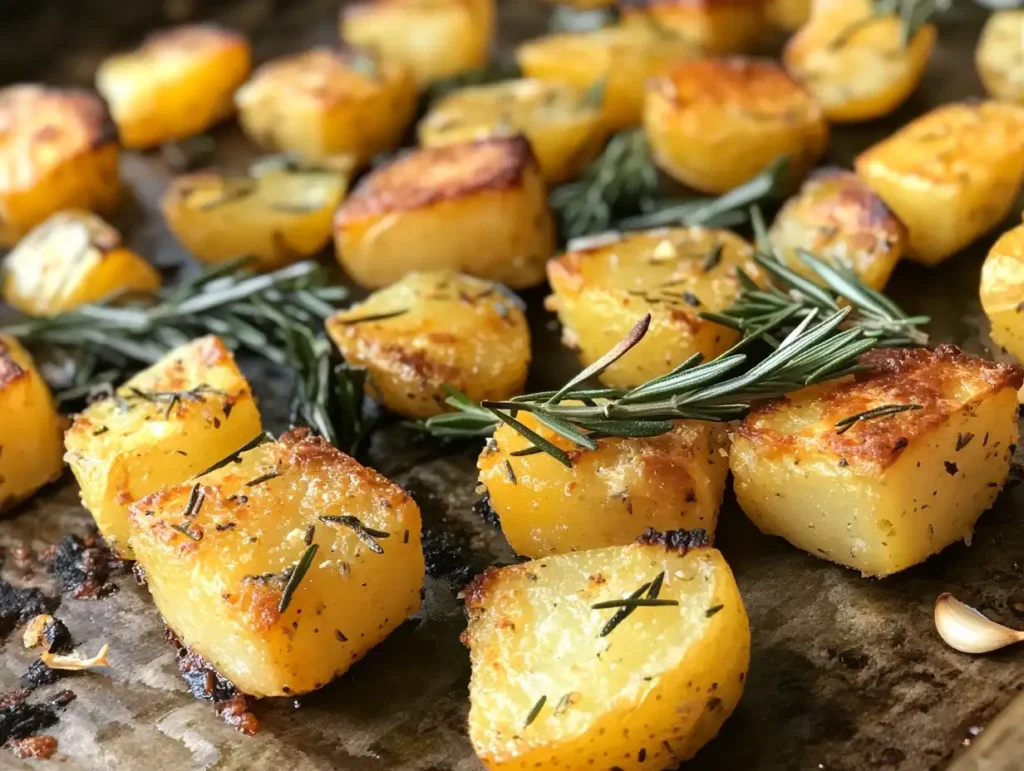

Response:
(419, 79), (608, 184)
(128, 430), (424, 697)
(731, 347), (1023, 576)
(464, 538), (749, 770)
(545, 227), (757, 388)
(981, 223), (1024, 363)
(64, 336), (262, 557)
(96, 24), (251, 149)
(326, 270), (531, 418)
(784, 0), (935, 123)
(341, 0), (494, 86)
(2, 210), (160, 316)
(855, 101), (1024, 266)
(478, 413), (730, 557)
(516, 24), (697, 132)
(976, 11), (1024, 105)
(0, 336), (65, 512)
(162, 167), (349, 269)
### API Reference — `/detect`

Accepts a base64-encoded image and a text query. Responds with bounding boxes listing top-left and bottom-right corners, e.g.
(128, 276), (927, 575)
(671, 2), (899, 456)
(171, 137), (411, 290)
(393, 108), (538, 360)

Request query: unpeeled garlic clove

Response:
(934, 592), (1024, 654)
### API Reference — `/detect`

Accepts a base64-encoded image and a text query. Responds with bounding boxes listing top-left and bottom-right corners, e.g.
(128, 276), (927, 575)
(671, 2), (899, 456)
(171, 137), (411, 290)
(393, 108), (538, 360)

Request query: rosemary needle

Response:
(279, 543), (319, 613)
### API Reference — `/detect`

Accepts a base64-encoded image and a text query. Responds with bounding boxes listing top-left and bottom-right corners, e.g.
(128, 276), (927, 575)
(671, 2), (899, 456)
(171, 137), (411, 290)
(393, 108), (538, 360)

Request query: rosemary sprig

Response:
(279, 543), (319, 613)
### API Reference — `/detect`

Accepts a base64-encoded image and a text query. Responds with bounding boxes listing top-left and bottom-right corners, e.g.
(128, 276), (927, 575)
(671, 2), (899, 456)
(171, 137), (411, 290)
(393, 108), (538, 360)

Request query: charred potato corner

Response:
(5, 3), (1024, 769)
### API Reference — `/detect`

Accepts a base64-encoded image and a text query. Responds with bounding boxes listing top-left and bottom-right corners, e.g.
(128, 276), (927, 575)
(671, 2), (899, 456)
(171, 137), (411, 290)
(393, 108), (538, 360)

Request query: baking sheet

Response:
(1, 1), (1023, 769)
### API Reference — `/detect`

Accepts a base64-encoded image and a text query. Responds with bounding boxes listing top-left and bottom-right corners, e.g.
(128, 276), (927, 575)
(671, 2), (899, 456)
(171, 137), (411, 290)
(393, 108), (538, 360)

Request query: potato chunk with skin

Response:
(619, 0), (765, 53)
(326, 271), (530, 418)
(731, 346), (1024, 577)
(546, 227), (757, 388)
(464, 532), (749, 770)
(64, 336), (262, 558)
(418, 79), (608, 184)
(516, 24), (697, 132)
(783, 0), (935, 123)
(128, 429), (424, 698)
(235, 48), (416, 166)
(644, 57), (828, 195)
(855, 102), (1024, 266)
(0, 336), (65, 513)
(768, 168), (907, 291)
(161, 163), (350, 270)
(334, 137), (555, 289)
(0, 85), (119, 247)
(478, 413), (729, 557)
(980, 223), (1024, 363)
(976, 11), (1024, 105)
(341, 0), (494, 86)
(2, 210), (160, 316)
(96, 24), (251, 150)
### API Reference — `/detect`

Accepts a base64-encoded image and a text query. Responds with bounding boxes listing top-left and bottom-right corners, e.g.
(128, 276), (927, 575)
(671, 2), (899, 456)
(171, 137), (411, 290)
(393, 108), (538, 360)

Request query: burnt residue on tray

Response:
(0, 580), (56, 639)
(166, 629), (260, 735)
(50, 533), (125, 599)
(0, 688), (75, 756)
(20, 660), (69, 691)
(472, 493), (500, 528)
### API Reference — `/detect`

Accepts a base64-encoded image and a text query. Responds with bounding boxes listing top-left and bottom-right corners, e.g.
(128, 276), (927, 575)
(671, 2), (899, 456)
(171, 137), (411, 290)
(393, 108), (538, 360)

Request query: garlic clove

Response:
(934, 592), (1024, 654)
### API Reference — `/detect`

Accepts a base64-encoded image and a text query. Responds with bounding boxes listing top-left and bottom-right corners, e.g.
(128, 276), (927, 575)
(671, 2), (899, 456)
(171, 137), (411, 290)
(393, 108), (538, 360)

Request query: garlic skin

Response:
(934, 593), (1024, 654)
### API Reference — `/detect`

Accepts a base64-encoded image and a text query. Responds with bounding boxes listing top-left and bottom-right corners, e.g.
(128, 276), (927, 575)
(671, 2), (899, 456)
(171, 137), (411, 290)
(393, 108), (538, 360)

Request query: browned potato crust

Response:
(334, 137), (555, 289)
(0, 85), (120, 246)
(619, 0), (765, 53)
(644, 57), (828, 194)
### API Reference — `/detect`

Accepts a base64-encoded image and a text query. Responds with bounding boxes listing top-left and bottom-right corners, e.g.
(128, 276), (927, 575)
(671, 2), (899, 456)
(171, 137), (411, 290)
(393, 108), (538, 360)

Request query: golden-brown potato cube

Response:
(235, 48), (416, 166)
(464, 532), (749, 770)
(855, 102), (1024, 266)
(64, 336), (262, 557)
(161, 163), (350, 270)
(766, 0), (812, 32)
(644, 57), (828, 194)
(341, 0), (494, 86)
(546, 227), (757, 388)
(478, 413), (729, 557)
(731, 346), (1024, 577)
(0, 336), (65, 513)
(0, 85), (120, 247)
(128, 428), (424, 698)
(980, 223), (1024, 363)
(95, 24), (251, 150)
(783, 0), (935, 123)
(418, 78), (608, 184)
(768, 168), (907, 291)
(976, 10), (1024, 105)
(516, 23), (697, 132)
(2, 210), (160, 316)
(326, 271), (530, 418)
(334, 137), (555, 289)
(619, 0), (765, 53)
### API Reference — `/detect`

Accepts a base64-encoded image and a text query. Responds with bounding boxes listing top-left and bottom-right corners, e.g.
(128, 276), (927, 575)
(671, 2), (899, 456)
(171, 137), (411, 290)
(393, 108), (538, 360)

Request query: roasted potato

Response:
(542, 0), (616, 6)
(128, 429), (424, 698)
(334, 137), (555, 289)
(516, 23), (697, 132)
(766, 0), (812, 32)
(980, 223), (1024, 363)
(161, 161), (351, 270)
(0, 85), (120, 247)
(95, 24), (251, 150)
(2, 210), (160, 316)
(418, 78), (608, 184)
(64, 336), (262, 557)
(768, 168), (907, 291)
(619, 0), (765, 53)
(478, 413), (729, 557)
(783, 0), (935, 123)
(644, 57), (828, 195)
(855, 101), (1024, 266)
(976, 10), (1024, 105)
(464, 532), (749, 770)
(235, 48), (416, 166)
(731, 346), (1024, 577)
(546, 227), (757, 388)
(326, 271), (530, 418)
(0, 336), (65, 513)
(341, 0), (494, 86)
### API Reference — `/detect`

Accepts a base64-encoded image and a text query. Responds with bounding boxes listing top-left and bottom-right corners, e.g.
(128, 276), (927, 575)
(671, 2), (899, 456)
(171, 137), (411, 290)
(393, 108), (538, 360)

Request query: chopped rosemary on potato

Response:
(319, 515), (391, 554)
(279, 543), (319, 613)
(834, 403), (923, 434)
